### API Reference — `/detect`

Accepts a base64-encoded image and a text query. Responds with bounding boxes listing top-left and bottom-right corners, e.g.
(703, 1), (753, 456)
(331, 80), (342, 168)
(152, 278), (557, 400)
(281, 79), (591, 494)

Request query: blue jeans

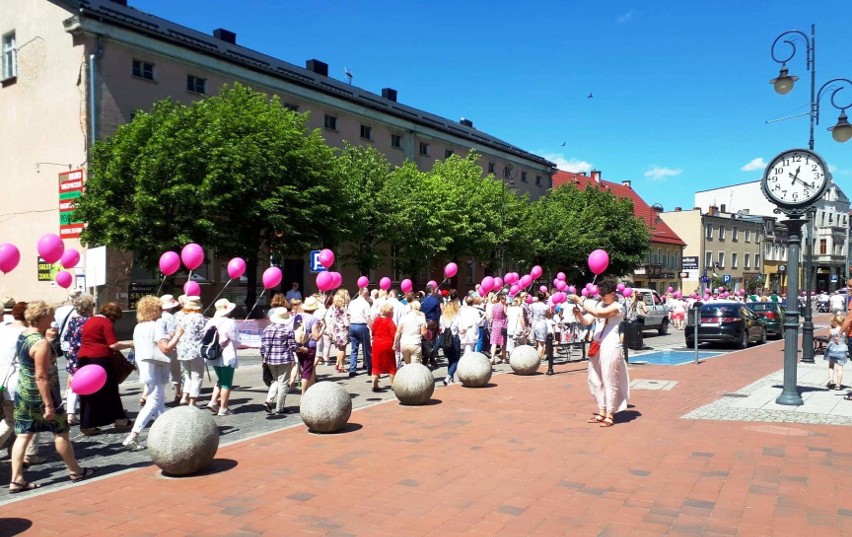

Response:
(349, 324), (372, 373)
(446, 336), (461, 378)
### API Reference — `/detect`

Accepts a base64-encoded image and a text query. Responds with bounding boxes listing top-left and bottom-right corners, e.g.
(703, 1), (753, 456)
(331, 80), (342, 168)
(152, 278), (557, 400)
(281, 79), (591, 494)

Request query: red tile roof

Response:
(553, 170), (686, 247)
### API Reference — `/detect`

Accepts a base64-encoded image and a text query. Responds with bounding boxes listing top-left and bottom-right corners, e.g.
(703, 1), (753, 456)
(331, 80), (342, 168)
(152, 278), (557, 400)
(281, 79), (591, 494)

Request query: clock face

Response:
(762, 149), (829, 210)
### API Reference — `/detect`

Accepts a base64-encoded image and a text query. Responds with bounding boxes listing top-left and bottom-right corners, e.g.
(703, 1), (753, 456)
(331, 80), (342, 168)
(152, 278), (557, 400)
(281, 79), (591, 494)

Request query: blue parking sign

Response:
(722, 274), (732, 284)
(309, 250), (327, 272)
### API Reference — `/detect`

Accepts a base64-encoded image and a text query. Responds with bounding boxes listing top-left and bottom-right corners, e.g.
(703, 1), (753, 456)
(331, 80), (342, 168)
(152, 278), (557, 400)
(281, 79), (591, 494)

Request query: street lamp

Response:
(769, 24), (852, 364)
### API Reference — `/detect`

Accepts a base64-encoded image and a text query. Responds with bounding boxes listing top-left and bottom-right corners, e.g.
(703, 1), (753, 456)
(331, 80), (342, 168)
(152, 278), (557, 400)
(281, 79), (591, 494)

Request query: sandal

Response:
(80, 428), (101, 436)
(600, 417), (615, 428)
(588, 414), (605, 424)
(9, 481), (41, 494)
(70, 467), (97, 482)
(844, 393), (852, 401)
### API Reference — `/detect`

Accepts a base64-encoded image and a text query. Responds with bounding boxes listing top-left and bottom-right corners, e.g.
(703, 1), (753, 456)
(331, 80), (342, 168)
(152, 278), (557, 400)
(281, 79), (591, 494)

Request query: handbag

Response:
(108, 349), (136, 384)
(262, 363), (273, 387)
(588, 340), (601, 357)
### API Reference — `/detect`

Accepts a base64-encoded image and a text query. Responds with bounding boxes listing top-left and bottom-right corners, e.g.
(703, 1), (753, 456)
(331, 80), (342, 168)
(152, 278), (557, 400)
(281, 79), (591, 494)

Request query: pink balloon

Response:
(557, 272), (566, 281)
(503, 273), (515, 285)
(539, 285), (548, 293)
(159, 251), (181, 275)
(262, 267), (282, 289)
(55, 270), (73, 289)
(703, 294), (711, 301)
(444, 262), (458, 279)
(183, 281), (201, 296)
(227, 257), (246, 279)
(0, 243), (21, 274)
(581, 288), (589, 297)
(60, 249), (80, 269)
(556, 281), (567, 291)
(525, 296), (533, 304)
(509, 284), (520, 296)
(481, 276), (495, 293)
(493, 277), (503, 289)
(589, 285), (599, 296)
(357, 276), (370, 289)
(71, 364), (107, 395)
(427, 280), (438, 289)
(667, 286), (674, 293)
(530, 265), (543, 279)
(401, 278), (413, 294)
(674, 291), (682, 299)
(181, 243), (205, 271)
(520, 275), (532, 288)
(622, 287), (633, 298)
(318, 248), (335, 268)
(316, 271), (333, 292)
(585, 283), (593, 290)
(380, 277), (392, 290)
(552, 292), (565, 304)
(37, 233), (64, 264)
(588, 249), (609, 275)
(331, 272), (343, 289)
(617, 283), (625, 292)
(478, 287), (487, 297)
(567, 286), (576, 294)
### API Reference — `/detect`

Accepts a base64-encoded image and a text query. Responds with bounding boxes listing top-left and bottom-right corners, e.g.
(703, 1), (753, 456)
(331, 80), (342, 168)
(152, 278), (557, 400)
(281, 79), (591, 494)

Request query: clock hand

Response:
(789, 166), (801, 185)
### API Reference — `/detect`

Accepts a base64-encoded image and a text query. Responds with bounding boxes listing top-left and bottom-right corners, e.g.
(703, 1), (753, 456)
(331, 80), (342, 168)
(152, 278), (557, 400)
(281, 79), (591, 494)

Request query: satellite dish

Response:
(736, 210), (743, 218)
(344, 67), (353, 84)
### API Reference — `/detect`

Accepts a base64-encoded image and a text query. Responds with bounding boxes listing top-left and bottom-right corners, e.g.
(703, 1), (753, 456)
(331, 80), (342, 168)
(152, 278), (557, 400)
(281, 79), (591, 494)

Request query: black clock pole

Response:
(777, 214), (805, 406)
(801, 211), (816, 363)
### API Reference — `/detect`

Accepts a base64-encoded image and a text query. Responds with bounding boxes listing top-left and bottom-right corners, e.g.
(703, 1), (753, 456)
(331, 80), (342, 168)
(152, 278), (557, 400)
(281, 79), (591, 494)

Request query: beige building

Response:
(1, 0), (554, 306)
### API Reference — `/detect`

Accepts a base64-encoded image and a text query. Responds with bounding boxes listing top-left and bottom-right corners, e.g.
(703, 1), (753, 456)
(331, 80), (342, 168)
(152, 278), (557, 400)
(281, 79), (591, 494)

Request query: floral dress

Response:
(61, 315), (88, 374)
(176, 312), (206, 361)
(489, 303), (507, 346)
(330, 305), (350, 348)
(14, 333), (69, 434)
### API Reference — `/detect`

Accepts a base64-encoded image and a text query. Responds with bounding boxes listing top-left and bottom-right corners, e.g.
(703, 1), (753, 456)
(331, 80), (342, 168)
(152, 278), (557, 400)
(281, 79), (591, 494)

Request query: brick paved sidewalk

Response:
(1, 338), (851, 536)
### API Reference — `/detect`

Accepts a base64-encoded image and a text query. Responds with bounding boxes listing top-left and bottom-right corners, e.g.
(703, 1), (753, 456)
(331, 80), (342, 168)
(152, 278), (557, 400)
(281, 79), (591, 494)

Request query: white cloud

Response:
(829, 163), (852, 176)
(643, 165), (683, 181)
(829, 164), (839, 173)
(741, 157), (767, 171)
(541, 153), (593, 173)
(617, 10), (634, 23)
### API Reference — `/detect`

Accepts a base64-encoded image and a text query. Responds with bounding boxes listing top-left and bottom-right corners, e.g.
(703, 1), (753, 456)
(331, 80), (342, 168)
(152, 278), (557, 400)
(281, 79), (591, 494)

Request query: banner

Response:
(59, 169), (85, 238)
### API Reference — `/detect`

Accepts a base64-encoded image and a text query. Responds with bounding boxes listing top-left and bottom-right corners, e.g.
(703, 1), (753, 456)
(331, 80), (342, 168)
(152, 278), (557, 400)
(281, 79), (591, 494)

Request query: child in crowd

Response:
(826, 313), (847, 391)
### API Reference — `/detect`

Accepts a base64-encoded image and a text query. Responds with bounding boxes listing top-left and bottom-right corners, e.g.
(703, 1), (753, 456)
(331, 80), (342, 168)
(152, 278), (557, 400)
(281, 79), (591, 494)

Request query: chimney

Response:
(720, 203), (726, 213)
(305, 59), (329, 77)
(590, 170), (601, 183)
(621, 180), (631, 189)
(381, 88), (397, 102)
(460, 118), (474, 128)
(212, 28), (236, 44)
(708, 205), (718, 216)
(741, 208), (750, 215)
(675, 207), (682, 212)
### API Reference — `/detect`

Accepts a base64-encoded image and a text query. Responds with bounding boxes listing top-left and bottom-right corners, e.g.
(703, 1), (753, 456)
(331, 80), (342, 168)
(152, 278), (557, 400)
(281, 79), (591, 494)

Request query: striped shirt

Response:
(260, 323), (297, 365)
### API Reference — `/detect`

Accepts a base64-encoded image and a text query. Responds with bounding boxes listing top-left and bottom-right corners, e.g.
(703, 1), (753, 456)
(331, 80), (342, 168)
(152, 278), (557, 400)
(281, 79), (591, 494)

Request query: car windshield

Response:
(748, 303), (776, 312)
(701, 305), (739, 317)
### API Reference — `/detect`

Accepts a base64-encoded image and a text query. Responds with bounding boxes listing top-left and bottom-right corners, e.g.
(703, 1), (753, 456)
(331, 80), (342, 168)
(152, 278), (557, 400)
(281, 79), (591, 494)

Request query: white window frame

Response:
(705, 251), (712, 269)
(718, 225), (725, 240)
(2, 31), (17, 80)
(744, 253), (751, 269)
(705, 224), (713, 239)
(717, 252), (725, 268)
(731, 253), (738, 269)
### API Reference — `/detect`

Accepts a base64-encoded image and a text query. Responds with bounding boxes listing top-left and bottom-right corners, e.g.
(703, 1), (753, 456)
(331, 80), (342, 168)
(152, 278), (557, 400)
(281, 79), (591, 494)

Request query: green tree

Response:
(75, 83), (340, 305)
(525, 184), (650, 282)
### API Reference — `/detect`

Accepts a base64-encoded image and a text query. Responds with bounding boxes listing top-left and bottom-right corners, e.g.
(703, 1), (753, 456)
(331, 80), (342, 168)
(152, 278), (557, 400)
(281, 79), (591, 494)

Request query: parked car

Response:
(745, 302), (785, 339)
(632, 288), (670, 335)
(685, 301), (767, 349)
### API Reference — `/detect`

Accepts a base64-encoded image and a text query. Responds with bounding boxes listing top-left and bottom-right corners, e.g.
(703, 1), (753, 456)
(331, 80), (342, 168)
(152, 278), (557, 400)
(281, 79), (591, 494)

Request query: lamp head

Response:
(770, 64), (798, 95)
(829, 110), (852, 143)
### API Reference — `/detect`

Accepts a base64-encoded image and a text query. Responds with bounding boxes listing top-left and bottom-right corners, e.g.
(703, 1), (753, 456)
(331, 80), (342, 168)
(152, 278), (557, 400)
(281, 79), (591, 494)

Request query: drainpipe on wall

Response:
(89, 35), (102, 149)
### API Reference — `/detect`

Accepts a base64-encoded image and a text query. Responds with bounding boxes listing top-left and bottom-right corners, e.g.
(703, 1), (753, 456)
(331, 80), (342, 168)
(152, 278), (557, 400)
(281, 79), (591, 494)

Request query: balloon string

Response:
(202, 278), (232, 316)
(156, 275), (167, 296)
(244, 288), (266, 321)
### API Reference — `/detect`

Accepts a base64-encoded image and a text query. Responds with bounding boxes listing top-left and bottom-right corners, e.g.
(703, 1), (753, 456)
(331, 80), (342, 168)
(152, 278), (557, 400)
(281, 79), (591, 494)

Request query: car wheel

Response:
(658, 318), (669, 336)
(738, 329), (748, 349)
(759, 328), (767, 345)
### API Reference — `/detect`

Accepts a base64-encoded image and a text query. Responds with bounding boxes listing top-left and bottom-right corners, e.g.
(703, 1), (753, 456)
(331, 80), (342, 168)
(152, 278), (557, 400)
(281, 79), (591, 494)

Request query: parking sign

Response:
(309, 250), (327, 273)
(722, 274), (732, 284)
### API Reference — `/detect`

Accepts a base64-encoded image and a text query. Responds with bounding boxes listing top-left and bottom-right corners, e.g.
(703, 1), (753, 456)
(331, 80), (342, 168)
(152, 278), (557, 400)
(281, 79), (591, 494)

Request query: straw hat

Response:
(269, 307), (291, 324)
(213, 298), (237, 318)
(182, 296), (202, 311)
(301, 296), (319, 312)
(2, 297), (14, 313)
(160, 294), (180, 310)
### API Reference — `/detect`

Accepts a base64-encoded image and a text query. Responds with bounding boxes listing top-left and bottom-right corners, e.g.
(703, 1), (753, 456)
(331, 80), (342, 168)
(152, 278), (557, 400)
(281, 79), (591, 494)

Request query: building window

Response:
(705, 224), (713, 239)
(535, 175), (542, 186)
(419, 142), (429, 156)
(755, 254), (760, 267)
(732, 227), (739, 241)
(284, 102), (299, 111)
(820, 239), (827, 255)
(186, 75), (206, 94)
(360, 125), (372, 140)
(717, 252), (725, 269)
(705, 252), (713, 269)
(323, 114), (337, 130)
(488, 162), (495, 174)
(744, 253), (751, 269)
(718, 225), (725, 240)
(2, 32), (16, 80)
(745, 229), (751, 242)
(521, 172), (528, 183)
(391, 134), (401, 148)
(445, 149), (454, 159)
(132, 59), (155, 81)
(731, 253), (738, 269)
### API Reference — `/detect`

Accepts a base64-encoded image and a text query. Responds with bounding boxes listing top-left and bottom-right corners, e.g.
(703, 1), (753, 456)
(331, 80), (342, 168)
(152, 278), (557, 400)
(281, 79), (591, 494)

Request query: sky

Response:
(130, 0), (852, 211)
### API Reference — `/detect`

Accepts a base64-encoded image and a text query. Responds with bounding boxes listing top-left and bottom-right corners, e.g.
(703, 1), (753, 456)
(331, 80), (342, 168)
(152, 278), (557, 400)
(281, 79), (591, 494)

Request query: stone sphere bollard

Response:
(509, 345), (540, 375)
(392, 363), (435, 405)
(148, 405), (219, 476)
(457, 351), (492, 387)
(300, 381), (352, 433)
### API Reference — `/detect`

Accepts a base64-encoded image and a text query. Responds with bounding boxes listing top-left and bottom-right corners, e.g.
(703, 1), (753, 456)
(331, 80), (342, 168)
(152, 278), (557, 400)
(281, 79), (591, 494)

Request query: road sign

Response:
(831, 274), (839, 282)
(309, 250), (327, 273)
(58, 169), (85, 238)
(722, 274), (732, 284)
(700, 275), (709, 283)
(779, 264), (787, 272)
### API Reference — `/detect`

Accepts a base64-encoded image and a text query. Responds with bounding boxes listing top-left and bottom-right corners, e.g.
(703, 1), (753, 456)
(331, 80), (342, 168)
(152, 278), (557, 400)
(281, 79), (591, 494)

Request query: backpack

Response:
(200, 325), (222, 362)
(294, 315), (310, 346)
(440, 326), (454, 352)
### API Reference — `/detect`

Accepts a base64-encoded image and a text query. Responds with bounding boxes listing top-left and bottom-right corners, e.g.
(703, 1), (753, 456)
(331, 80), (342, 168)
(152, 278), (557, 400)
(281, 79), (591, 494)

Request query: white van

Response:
(632, 288), (670, 335)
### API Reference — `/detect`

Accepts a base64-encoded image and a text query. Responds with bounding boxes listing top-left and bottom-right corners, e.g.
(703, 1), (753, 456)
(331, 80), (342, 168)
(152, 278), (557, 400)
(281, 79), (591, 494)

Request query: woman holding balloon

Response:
(61, 293), (96, 426)
(8, 302), (95, 493)
(176, 296), (206, 406)
(77, 303), (133, 435)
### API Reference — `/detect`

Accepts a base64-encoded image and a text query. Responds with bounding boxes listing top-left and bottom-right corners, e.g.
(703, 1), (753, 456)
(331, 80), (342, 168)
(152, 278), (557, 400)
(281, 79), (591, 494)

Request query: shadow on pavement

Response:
(0, 517), (32, 536)
(307, 423), (363, 435)
(160, 458), (239, 479)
